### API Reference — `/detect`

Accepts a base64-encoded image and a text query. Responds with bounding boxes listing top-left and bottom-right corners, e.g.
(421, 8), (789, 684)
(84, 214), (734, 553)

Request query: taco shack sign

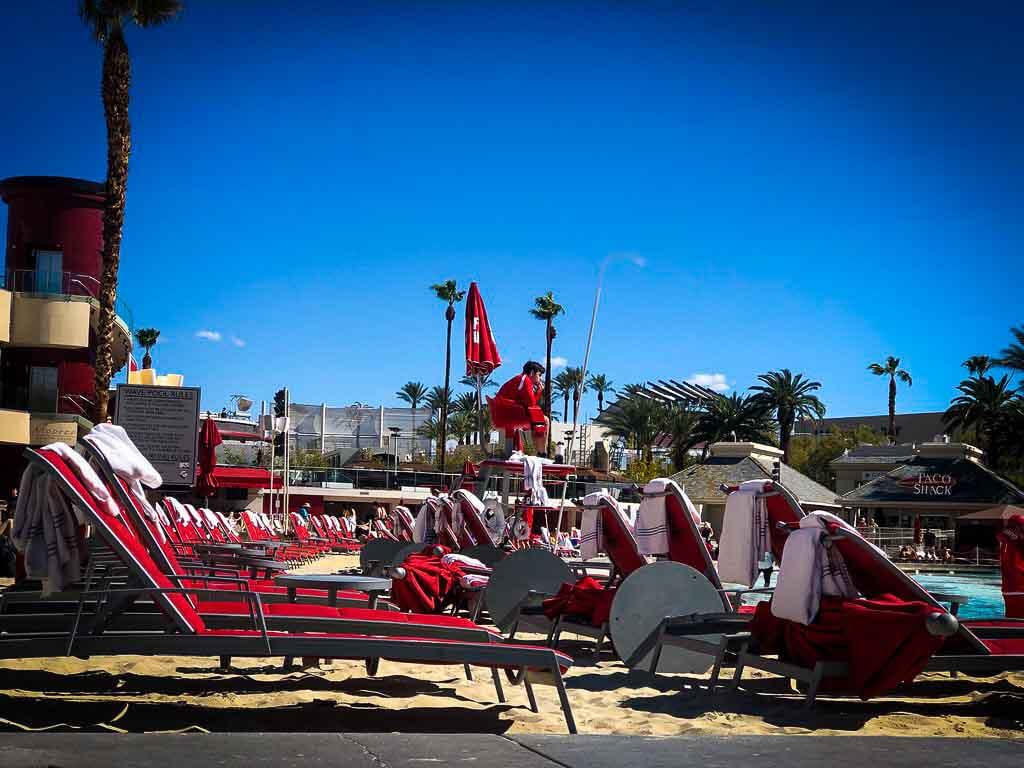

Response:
(898, 472), (957, 496)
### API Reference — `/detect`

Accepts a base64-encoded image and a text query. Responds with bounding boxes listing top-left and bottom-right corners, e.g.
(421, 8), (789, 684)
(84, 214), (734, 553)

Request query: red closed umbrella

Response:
(465, 282), (501, 447)
(196, 418), (224, 499)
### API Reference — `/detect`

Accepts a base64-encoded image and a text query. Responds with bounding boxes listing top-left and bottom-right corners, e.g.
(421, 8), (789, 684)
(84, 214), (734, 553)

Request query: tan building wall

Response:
(0, 289), (10, 344)
(9, 295), (91, 349)
(0, 408), (31, 445)
(28, 414), (85, 446)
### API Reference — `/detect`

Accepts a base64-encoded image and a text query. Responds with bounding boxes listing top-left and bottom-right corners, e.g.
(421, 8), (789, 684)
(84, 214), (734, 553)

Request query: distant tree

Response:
(553, 371), (573, 422)
(867, 356), (912, 441)
(750, 369), (826, 463)
(1000, 326), (1024, 372)
(942, 374), (1018, 468)
(694, 393), (775, 457)
(787, 426), (888, 489)
(133, 327), (160, 369)
(530, 291), (565, 452)
(396, 381), (428, 453)
(660, 402), (701, 471)
(587, 373), (615, 413)
(962, 355), (995, 378)
(425, 385), (453, 416)
(564, 366), (587, 425)
(431, 279), (465, 471)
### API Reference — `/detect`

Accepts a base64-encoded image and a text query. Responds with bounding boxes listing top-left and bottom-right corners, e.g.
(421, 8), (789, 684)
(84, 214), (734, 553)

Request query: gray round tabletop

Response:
(274, 574), (392, 607)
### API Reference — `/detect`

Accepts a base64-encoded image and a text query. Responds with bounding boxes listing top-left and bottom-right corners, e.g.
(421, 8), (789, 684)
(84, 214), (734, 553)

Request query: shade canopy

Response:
(464, 281), (501, 377)
(957, 504), (1024, 522)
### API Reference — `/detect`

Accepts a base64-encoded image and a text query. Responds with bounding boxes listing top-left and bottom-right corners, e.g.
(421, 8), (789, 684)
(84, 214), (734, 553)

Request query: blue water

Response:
(909, 572), (1005, 620)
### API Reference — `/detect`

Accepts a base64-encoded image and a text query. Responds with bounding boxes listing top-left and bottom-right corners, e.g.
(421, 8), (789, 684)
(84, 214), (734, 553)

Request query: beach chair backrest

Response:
(452, 489), (492, 547)
(394, 506), (415, 541)
(436, 498), (461, 549)
(658, 480), (722, 589)
(30, 448), (205, 635)
(596, 497), (646, 577)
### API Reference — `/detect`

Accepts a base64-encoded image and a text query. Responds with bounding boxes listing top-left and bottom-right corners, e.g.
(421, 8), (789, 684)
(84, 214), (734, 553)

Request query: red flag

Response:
(196, 418), (224, 497)
(129, 354), (139, 373)
(465, 281), (501, 377)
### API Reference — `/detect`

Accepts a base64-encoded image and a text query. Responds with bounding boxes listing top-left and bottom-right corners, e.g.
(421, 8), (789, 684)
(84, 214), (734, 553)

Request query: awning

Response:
(840, 456), (1024, 507)
(212, 466), (280, 489)
(957, 504), (1024, 522)
(219, 429), (271, 443)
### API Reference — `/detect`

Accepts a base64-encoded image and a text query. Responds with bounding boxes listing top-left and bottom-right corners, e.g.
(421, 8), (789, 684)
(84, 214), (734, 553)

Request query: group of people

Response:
(896, 544), (955, 563)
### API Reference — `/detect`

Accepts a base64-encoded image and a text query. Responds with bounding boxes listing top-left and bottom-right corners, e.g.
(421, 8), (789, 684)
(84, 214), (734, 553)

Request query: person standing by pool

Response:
(997, 514), (1024, 618)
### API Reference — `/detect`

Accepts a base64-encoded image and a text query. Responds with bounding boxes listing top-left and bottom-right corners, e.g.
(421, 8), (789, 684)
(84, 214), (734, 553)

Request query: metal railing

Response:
(3, 268), (134, 333)
(224, 464), (464, 492)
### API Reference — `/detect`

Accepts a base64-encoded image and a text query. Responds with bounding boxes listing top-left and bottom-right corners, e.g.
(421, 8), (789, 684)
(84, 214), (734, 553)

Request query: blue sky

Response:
(2, 2), (1021, 420)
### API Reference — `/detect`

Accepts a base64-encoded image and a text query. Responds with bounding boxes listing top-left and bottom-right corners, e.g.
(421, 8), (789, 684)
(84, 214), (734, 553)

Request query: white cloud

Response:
(195, 330), (222, 342)
(230, 336), (246, 348)
(687, 372), (730, 392)
(550, 356), (568, 369)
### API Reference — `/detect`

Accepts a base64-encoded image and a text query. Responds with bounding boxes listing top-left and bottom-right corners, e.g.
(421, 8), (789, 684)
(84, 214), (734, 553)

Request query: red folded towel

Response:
(542, 576), (617, 627)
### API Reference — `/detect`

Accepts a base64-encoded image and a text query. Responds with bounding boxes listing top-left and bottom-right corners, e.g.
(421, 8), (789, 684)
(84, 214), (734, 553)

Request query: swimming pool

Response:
(909, 572), (1005, 619)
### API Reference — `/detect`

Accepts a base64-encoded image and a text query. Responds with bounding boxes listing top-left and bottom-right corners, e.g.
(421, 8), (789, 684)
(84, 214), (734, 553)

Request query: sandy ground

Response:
(0, 554), (1022, 736)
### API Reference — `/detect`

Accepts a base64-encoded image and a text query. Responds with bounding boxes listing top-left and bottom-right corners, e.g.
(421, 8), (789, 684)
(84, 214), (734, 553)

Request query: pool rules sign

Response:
(115, 384), (202, 488)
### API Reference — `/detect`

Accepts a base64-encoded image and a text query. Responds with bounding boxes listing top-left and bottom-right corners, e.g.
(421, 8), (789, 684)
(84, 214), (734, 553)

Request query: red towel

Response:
(997, 516), (1024, 619)
(542, 576), (617, 627)
(750, 594), (944, 699)
(388, 545), (488, 614)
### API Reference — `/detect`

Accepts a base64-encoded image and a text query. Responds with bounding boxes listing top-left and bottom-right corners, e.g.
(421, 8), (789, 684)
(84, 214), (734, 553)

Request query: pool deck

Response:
(2, 733), (1023, 767)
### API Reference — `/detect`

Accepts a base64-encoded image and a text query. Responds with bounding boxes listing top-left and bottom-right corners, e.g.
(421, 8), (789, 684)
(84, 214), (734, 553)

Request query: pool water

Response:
(909, 572), (1005, 620)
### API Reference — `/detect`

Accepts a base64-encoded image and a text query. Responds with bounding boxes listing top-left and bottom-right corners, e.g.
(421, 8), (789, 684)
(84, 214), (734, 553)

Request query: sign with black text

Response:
(115, 384), (201, 487)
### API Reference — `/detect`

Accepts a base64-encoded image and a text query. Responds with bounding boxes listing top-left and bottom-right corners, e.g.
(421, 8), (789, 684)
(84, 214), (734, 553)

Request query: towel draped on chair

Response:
(718, 480), (772, 587)
(542, 576), (616, 627)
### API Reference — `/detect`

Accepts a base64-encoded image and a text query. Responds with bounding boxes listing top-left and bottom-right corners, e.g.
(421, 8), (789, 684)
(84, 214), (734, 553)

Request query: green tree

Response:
(553, 370), (573, 422)
(660, 402), (701, 471)
(587, 373), (615, 413)
(788, 425), (888, 488)
(1000, 326), (1024, 372)
(564, 366), (587, 425)
(602, 390), (663, 461)
(430, 279), (465, 470)
(750, 369), (826, 464)
(396, 381), (428, 454)
(80, 0), (183, 422)
(133, 326), (160, 369)
(529, 291), (565, 452)
(424, 385), (453, 417)
(942, 374), (1019, 468)
(867, 356), (912, 441)
(694, 393), (775, 456)
(962, 355), (995, 378)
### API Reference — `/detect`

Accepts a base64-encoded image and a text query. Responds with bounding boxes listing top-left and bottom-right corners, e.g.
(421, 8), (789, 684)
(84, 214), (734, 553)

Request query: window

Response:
(28, 366), (58, 412)
(32, 249), (63, 293)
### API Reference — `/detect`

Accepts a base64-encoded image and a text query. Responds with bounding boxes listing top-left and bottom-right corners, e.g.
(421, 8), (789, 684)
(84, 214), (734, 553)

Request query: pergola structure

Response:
(630, 379), (720, 405)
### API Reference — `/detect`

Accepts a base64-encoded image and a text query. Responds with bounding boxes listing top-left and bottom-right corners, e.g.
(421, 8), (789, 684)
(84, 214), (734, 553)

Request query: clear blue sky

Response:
(2, 2), (1021, 420)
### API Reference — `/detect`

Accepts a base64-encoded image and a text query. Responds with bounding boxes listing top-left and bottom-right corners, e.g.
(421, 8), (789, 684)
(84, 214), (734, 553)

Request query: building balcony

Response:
(0, 407), (30, 445)
(1, 269), (133, 372)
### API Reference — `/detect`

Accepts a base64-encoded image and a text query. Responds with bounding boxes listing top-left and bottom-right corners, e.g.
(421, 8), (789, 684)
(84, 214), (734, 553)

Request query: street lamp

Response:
(388, 426), (401, 475)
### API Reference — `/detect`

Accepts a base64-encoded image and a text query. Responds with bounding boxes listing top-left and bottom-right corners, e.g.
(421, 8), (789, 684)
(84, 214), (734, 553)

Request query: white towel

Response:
(12, 464), (83, 594)
(636, 481), (671, 555)
(216, 511), (238, 537)
(772, 512), (859, 625)
(47, 442), (121, 519)
(717, 480), (773, 587)
(459, 573), (490, 589)
(83, 423), (165, 539)
(413, 499), (438, 544)
(579, 491), (620, 560)
(441, 553), (488, 571)
(166, 496), (191, 525)
(510, 450), (552, 506)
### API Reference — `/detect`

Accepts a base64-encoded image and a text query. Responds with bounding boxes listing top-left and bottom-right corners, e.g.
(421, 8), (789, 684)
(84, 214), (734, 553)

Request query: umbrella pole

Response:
(477, 374), (485, 456)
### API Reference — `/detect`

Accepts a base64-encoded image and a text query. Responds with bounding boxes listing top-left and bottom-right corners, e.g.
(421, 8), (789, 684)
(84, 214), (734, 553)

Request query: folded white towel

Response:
(636, 484), (669, 555)
(441, 553), (488, 571)
(772, 512), (858, 624)
(48, 442), (121, 519)
(166, 496), (191, 527)
(83, 424), (165, 540)
(12, 464), (83, 594)
(579, 492), (620, 560)
(717, 480), (772, 587)
(510, 450), (552, 506)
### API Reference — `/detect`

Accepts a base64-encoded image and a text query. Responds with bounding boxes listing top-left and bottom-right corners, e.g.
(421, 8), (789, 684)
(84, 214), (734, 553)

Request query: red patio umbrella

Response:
(465, 281), (501, 447)
(196, 418), (224, 499)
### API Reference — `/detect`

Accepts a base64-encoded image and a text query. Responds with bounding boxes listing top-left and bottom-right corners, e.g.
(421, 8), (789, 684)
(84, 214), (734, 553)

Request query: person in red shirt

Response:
(997, 514), (1024, 618)
(489, 361), (549, 455)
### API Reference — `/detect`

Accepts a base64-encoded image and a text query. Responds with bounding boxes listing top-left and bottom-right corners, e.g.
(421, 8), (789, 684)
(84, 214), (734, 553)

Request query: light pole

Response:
(388, 426), (401, 480)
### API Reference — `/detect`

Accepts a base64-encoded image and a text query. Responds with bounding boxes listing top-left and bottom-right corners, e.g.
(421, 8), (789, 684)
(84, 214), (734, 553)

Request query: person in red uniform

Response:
(997, 514), (1024, 619)
(490, 361), (549, 455)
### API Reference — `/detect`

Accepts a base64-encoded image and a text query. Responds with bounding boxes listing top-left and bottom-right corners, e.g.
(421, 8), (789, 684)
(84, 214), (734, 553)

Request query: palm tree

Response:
(565, 366), (587, 425)
(942, 375), (1019, 468)
(447, 410), (475, 446)
(963, 355), (995, 378)
(459, 373), (497, 391)
(133, 327), (159, 369)
(1000, 326), (1024, 372)
(867, 356), (913, 441)
(396, 381), (427, 455)
(430, 280), (465, 471)
(749, 369), (826, 463)
(530, 291), (565, 452)
(587, 373), (615, 413)
(602, 391), (662, 461)
(424, 385), (453, 417)
(80, 0), (182, 422)
(553, 370), (573, 422)
(659, 402), (701, 471)
(694, 393), (775, 457)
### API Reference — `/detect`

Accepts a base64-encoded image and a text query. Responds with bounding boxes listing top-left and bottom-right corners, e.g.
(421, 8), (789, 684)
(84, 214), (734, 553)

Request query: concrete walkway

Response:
(1, 733), (1021, 768)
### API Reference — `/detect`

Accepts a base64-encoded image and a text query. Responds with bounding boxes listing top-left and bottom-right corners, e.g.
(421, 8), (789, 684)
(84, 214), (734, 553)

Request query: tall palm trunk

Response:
(544, 319), (553, 453)
(888, 376), (897, 440)
(142, 349), (152, 369)
(779, 407), (792, 463)
(439, 305), (455, 472)
(598, 393), (604, 413)
(94, 26), (132, 423)
(562, 392), (569, 422)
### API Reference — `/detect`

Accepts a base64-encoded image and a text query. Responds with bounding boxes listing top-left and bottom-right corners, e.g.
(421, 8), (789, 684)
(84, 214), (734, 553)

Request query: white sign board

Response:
(115, 384), (201, 487)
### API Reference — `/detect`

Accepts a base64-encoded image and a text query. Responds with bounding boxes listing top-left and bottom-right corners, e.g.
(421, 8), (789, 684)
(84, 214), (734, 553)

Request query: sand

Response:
(0, 554), (1022, 736)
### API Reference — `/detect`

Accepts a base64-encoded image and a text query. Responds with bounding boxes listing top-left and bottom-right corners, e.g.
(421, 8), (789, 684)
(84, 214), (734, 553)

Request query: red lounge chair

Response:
(0, 446), (578, 733)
